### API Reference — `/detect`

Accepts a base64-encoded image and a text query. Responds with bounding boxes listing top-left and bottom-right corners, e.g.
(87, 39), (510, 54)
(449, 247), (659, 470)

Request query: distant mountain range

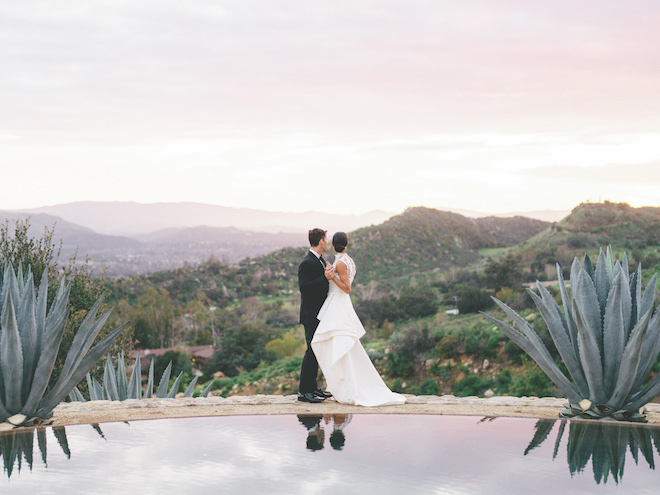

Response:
(0, 209), (308, 276)
(2, 201), (570, 276)
(18, 201), (569, 234)
(19, 202), (395, 236)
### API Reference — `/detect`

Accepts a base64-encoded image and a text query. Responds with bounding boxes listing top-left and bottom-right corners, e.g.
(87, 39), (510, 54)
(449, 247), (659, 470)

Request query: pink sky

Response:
(2, 1), (660, 215)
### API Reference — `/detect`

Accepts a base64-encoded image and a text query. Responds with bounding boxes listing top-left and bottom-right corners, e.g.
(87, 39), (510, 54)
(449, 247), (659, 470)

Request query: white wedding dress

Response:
(312, 253), (406, 406)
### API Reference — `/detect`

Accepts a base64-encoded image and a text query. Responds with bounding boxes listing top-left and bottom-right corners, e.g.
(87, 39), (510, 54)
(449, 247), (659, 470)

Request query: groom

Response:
(298, 228), (335, 403)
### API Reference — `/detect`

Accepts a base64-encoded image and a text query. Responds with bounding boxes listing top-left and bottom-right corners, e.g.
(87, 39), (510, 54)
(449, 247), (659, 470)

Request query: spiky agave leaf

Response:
(524, 420), (556, 455)
(86, 374), (103, 401)
(572, 268), (604, 369)
(156, 362), (173, 398)
(116, 352), (128, 401)
(126, 352), (142, 400)
(17, 273), (38, 403)
(526, 283), (589, 397)
(481, 299), (581, 403)
(20, 282), (70, 417)
(556, 263), (580, 363)
(602, 273), (625, 397)
(52, 426), (70, 458)
(183, 375), (199, 398)
(200, 380), (215, 398)
(103, 355), (120, 401)
(166, 371), (184, 398)
(34, 322), (128, 418)
(552, 420), (566, 460)
(606, 308), (653, 411)
(144, 359), (155, 399)
(1, 294), (24, 414)
(37, 427), (47, 467)
(594, 248), (611, 318)
(68, 387), (86, 402)
(48, 296), (113, 401)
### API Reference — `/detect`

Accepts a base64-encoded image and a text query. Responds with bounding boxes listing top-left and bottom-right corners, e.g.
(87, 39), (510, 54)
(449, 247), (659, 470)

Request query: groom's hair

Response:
(308, 228), (327, 247)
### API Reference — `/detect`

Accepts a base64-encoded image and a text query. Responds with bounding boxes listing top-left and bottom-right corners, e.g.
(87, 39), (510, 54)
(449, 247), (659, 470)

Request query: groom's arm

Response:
(298, 260), (329, 293)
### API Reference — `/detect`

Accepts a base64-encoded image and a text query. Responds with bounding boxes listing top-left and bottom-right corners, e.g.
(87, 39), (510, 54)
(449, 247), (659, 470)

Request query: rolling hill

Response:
(348, 207), (550, 281)
(524, 202), (660, 252)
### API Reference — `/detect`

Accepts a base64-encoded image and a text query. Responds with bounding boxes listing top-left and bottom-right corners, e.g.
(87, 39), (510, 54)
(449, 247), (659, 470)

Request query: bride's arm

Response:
(333, 261), (351, 294)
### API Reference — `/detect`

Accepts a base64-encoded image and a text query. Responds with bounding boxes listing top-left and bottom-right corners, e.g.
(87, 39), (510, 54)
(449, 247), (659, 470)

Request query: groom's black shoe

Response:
(298, 392), (324, 403)
(313, 388), (332, 399)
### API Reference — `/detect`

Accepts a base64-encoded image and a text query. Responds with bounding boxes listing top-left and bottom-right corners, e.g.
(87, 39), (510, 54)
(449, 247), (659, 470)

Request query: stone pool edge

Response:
(52, 395), (660, 426)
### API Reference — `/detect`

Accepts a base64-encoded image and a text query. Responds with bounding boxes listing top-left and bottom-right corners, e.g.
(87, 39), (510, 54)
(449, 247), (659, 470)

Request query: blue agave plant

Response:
(69, 352), (214, 401)
(0, 265), (127, 427)
(482, 247), (660, 422)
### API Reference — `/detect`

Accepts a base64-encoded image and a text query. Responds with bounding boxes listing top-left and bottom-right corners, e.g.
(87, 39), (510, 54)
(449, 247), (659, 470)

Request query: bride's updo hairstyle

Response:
(332, 231), (348, 253)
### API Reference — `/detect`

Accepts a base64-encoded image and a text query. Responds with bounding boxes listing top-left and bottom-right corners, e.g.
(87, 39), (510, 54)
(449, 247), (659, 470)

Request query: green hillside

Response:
(514, 202), (660, 277)
(99, 201), (660, 402)
(527, 202), (660, 250)
(349, 207), (548, 282)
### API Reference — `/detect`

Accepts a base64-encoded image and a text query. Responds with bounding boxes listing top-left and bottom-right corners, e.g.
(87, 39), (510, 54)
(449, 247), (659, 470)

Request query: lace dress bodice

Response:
(334, 253), (356, 284)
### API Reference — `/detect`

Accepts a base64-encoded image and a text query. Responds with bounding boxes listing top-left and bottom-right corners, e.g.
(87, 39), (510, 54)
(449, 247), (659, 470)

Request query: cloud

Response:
(521, 163), (660, 184)
(3, 1), (660, 213)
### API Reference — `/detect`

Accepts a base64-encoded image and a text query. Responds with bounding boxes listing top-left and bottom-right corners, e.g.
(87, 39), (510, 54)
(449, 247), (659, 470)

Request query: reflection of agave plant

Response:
(482, 247), (660, 421)
(0, 265), (127, 426)
(69, 352), (214, 401)
(525, 419), (660, 484)
(0, 423), (104, 479)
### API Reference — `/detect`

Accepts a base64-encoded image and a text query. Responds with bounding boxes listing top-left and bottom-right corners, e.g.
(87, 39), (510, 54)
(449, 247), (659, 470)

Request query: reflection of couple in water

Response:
(298, 414), (352, 451)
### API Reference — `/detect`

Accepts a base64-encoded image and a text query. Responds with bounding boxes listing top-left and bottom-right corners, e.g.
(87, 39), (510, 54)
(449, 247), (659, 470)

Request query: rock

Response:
(213, 371), (226, 379)
(482, 359), (489, 370)
(484, 389), (495, 398)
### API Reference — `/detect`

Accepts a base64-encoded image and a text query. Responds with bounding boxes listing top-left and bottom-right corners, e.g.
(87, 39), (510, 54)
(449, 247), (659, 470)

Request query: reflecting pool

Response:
(1, 415), (659, 494)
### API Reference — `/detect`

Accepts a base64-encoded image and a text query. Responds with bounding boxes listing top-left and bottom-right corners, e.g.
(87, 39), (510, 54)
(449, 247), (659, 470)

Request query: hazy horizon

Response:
(8, 199), (573, 221)
(3, 1), (660, 216)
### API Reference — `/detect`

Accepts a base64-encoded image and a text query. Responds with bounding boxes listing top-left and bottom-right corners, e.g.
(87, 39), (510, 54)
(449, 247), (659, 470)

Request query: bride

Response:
(311, 232), (406, 406)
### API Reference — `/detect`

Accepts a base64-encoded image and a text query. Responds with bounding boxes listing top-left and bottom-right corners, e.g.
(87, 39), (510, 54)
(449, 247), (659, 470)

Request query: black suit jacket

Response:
(298, 251), (330, 324)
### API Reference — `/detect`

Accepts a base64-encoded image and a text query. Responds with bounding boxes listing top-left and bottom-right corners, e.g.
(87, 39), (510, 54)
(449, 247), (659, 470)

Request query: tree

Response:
(484, 254), (524, 291)
(182, 293), (212, 344)
(131, 286), (175, 348)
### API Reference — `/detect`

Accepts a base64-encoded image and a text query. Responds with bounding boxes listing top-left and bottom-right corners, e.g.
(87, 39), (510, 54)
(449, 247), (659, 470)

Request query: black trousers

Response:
(299, 320), (320, 393)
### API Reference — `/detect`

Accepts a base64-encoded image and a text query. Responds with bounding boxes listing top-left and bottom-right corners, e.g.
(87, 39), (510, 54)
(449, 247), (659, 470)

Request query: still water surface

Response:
(1, 415), (659, 494)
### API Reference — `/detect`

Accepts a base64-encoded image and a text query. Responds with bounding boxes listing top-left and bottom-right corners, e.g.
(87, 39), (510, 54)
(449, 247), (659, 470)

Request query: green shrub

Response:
(508, 365), (557, 398)
(453, 373), (494, 397)
(386, 323), (438, 378)
(265, 330), (303, 360)
(436, 335), (460, 357)
(390, 378), (405, 393)
(456, 288), (494, 314)
(414, 378), (440, 395)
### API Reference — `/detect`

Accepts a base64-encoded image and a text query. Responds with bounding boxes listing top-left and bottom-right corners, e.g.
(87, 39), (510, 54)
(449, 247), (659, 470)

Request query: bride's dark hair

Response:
(333, 231), (348, 253)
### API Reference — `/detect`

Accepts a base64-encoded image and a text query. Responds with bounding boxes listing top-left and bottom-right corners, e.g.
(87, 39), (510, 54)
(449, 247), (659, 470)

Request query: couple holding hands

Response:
(297, 228), (405, 407)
